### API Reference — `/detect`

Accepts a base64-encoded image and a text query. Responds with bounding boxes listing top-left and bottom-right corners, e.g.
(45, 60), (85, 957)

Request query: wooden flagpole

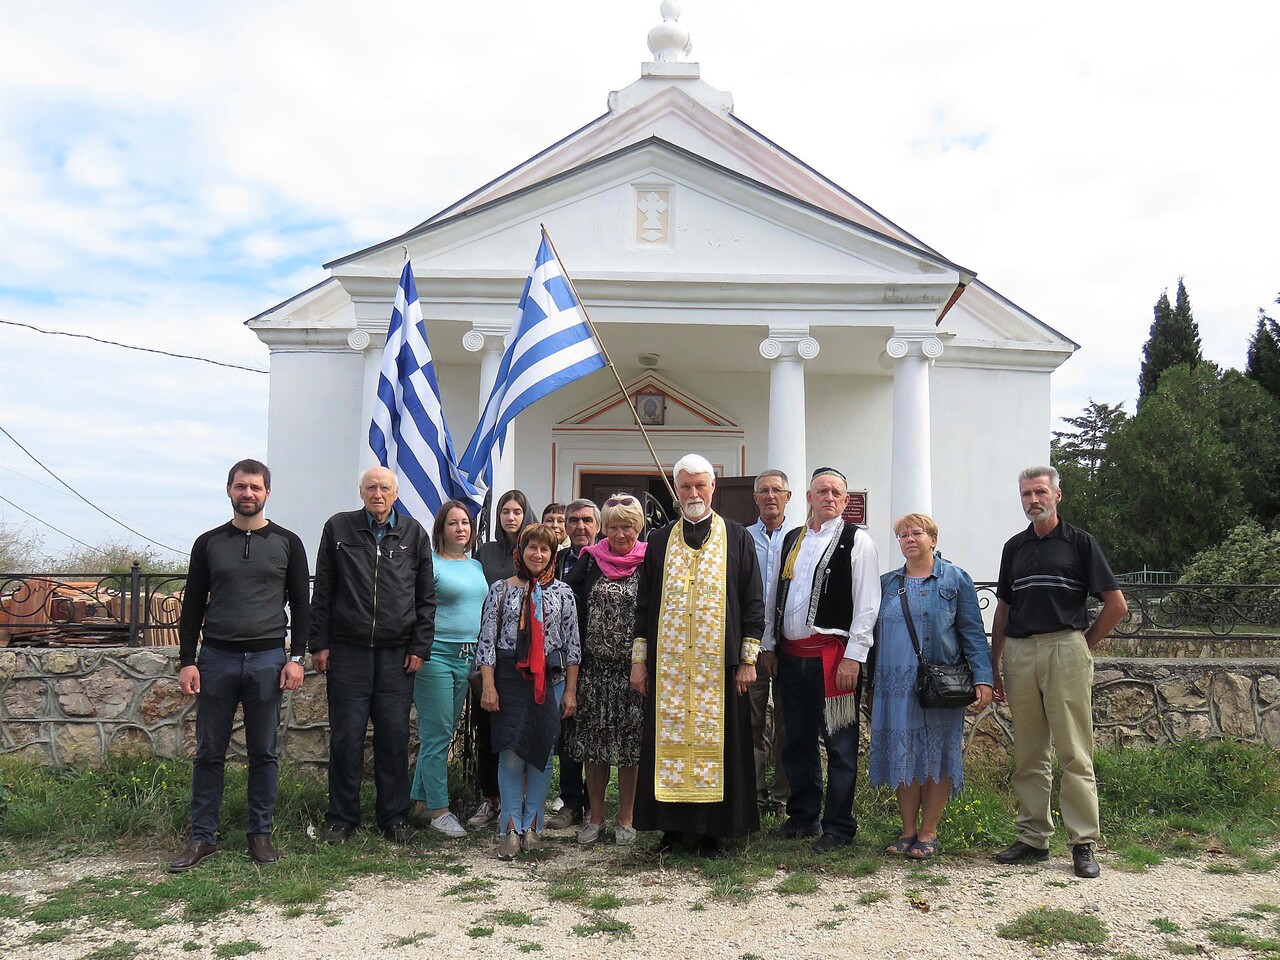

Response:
(540, 224), (678, 512)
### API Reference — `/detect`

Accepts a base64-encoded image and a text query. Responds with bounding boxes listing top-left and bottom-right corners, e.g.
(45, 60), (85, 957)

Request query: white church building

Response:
(247, 7), (1076, 581)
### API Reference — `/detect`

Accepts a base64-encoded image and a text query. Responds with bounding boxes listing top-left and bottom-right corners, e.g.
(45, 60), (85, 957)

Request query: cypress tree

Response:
(1245, 296), (1280, 403)
(1138, 278), (1203, 406)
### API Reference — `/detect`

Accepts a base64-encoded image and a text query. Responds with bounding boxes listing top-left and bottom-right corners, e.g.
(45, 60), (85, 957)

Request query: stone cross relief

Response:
(636, 189), (669, 243)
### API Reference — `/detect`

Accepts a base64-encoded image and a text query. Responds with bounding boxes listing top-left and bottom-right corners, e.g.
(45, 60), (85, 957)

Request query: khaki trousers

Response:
(1004, 628), (1100, 847)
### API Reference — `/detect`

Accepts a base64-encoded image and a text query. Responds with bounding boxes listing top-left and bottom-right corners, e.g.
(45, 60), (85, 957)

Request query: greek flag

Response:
(459, 232), (606, 487)
(370, 261), (483, 519)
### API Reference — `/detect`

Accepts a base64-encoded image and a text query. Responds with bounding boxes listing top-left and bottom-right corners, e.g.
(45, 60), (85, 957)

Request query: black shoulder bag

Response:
(897, 575), (976, 709)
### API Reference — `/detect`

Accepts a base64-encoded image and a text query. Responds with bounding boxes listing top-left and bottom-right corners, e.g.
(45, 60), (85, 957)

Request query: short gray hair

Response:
(1018, 465), (1059, 491)
(672, 453), (715, 484)
(754, 469), (789, 493)
(565, 498), (600, 524)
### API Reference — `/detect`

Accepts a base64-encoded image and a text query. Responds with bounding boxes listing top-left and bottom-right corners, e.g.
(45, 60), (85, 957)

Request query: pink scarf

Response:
(583, 539), (647, 579)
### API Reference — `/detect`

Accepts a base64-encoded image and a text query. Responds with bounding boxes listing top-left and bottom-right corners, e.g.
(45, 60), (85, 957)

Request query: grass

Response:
(466, 926), (494, 938)
(1165, 939), (1198, 954)
(0, 737), (1276, 933)
(489, 909), (534, 927)
(516, 943), (543, 953)
(572, 915), (632, 937)
(997, 907), (1109, 946)
(858, 890), (889, 905)
(1151, 917), (1182, 934)
(213, 942), (263, 958)
(1204, 919), (1280, 955)
(775, 871), (819, 895)
(391, 932), (432, 947)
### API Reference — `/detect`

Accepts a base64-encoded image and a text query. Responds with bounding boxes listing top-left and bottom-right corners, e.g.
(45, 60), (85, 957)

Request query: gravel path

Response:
(3, 840), (1279, 959)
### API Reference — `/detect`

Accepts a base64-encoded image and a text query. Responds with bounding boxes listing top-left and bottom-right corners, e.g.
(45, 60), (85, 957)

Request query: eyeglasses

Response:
(896, 530), (930, 541)
(605, 496), (638, 507)
(754, 487), (789, 497)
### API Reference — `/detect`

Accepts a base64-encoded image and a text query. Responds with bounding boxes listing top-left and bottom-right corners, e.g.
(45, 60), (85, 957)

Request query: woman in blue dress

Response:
(867, 513), (993, 859)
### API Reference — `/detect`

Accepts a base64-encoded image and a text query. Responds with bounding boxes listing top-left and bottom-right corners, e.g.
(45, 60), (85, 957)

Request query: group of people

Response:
(171, 454), (1126, 881)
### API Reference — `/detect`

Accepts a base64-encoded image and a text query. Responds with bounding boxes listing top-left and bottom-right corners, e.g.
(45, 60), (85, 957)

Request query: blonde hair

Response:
(893, 513), (939, 540)
(600, 494), (644, 532)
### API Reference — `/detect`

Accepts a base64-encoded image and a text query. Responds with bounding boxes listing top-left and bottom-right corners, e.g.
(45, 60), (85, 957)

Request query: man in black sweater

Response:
(170, 459), (311, 872)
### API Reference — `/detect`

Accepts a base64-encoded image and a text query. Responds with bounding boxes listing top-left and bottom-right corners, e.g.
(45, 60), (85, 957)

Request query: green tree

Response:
(1138, 278), (1202, 407)
(1051, 399), (1128, 541)
(1245, 294), (1280, 403)
(1100, 364), (1252, 570)
(1051, 399), (1128, 480)
(1179, 519), (1280, 585)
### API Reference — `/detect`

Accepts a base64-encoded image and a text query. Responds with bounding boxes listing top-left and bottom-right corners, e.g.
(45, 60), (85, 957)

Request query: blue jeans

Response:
(777, 652), (861, 842)
(498, 679), (564, 835)
(325, 643), (414, 830)
(190, 645), (285, 843)
(410, 647), (471, 809)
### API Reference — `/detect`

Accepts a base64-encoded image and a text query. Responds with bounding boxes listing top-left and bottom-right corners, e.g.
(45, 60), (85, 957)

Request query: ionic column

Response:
(885, 333), (944, 522)
(464, 322), (514, 528)
(350, 329), (382, 472)
(759, 331), (819, 529)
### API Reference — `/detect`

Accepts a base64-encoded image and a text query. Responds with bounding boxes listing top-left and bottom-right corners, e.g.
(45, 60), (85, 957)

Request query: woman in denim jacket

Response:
(867, 513), (993, 860)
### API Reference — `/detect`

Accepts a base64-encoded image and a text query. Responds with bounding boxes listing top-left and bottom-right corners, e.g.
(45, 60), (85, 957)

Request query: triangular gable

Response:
(326, 137), (969, 286)
(556, 372), (737, 431)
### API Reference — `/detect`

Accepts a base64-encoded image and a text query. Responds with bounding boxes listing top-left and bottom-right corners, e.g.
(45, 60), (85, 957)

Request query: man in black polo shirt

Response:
(991, 465), (1127, 879)
(171, 459), (311, 872)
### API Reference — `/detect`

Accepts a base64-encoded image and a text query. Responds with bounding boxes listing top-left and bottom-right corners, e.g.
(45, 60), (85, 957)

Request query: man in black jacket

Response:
(171, 459), (310, 872)
(311, 466), (436, 844)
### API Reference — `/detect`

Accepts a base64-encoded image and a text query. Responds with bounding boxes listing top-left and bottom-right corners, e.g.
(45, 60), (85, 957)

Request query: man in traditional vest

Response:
(761, 467), (881, 853)
(630, 453), (765, 855)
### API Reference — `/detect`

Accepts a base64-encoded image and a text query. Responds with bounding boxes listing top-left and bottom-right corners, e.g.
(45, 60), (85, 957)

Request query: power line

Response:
(1, 463), (190, 542)
(0, 494), (99, 552)
(0, 318), (269, 374)
(0, 424), (189, 556)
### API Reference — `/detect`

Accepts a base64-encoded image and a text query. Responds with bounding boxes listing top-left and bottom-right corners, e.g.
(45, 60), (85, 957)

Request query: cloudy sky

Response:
(1, 0), (1277, 563)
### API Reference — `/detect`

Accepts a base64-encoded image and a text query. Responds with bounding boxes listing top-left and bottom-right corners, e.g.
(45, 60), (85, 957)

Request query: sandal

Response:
(885, 835), (917, 855)
(907, 837), (939, 860)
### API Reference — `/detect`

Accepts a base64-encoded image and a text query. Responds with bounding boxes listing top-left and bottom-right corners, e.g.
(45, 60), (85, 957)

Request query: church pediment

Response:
(328, 138), (968, 292)
(555, 371), (737, 432)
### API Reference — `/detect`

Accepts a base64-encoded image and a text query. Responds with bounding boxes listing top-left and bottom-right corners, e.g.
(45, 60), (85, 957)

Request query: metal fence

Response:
(2, 566), (1277, 647)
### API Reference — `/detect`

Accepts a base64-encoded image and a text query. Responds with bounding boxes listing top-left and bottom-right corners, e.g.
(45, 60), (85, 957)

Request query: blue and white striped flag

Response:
(459, 232), (606, 488)
(370, 261), (483, 519)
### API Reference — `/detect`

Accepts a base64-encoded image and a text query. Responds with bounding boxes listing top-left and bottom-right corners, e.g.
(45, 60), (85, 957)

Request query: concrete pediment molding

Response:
(555, 371), (737, 431)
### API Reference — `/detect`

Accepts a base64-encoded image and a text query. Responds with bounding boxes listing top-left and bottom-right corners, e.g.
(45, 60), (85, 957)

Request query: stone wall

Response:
(0, 647), (332, 768)
(2, 647), (1278, 769)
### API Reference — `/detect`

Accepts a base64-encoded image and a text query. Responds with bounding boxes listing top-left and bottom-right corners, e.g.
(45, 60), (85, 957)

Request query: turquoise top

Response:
(432, 553), (489, 646)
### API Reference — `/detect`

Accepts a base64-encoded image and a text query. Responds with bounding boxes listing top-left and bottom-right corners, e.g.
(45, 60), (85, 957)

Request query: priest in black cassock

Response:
(629, 453), (764, 855)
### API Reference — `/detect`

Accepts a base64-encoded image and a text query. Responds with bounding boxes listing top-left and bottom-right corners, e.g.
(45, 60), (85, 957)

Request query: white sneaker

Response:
(467, 798), (498, 829)
(614, 824), (637, 846)
(578, 822), (602, 846)
(430, 812), (467, 838)
(550, 796), (565, 813)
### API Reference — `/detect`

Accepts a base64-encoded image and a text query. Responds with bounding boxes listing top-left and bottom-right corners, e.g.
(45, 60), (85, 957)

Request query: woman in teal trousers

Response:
(410, 500), (489, 837)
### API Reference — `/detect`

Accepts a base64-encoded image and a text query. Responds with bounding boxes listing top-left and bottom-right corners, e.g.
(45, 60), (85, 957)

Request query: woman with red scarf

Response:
(563, 494), (648, 846)
(476, 522), (580, 860)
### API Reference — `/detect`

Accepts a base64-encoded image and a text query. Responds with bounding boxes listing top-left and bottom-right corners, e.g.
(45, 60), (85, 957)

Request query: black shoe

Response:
(651, 831), (680, 854)
(775, 820), (821, 840)
(994, 840), (1050, 864)
(696, 835), (720, 857)
(1071, 844), (1100, 878)
(322, 822), (353, 845)
(169, 840), (219, 873)
(247, 834), (279, 864)
(382, 821), (415, 844)
(812, 833), (848, 854)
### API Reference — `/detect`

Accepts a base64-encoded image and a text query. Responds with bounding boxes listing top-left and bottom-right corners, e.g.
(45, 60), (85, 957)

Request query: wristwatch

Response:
(289, 655), (305, 665)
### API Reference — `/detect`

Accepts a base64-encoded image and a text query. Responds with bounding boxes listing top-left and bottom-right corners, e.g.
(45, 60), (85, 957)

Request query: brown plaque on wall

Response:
(843, 491), (867, 526)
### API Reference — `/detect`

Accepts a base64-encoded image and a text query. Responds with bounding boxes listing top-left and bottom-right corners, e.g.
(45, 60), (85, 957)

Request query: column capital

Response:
(885, 332), (944, 361)
(759, 330), (820, 361)
(346, 329), (372, 352)
(463, 320), (512, 353)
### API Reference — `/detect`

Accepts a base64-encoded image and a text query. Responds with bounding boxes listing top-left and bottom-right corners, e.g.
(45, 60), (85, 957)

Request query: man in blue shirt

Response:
(745, 469), (793, 816)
